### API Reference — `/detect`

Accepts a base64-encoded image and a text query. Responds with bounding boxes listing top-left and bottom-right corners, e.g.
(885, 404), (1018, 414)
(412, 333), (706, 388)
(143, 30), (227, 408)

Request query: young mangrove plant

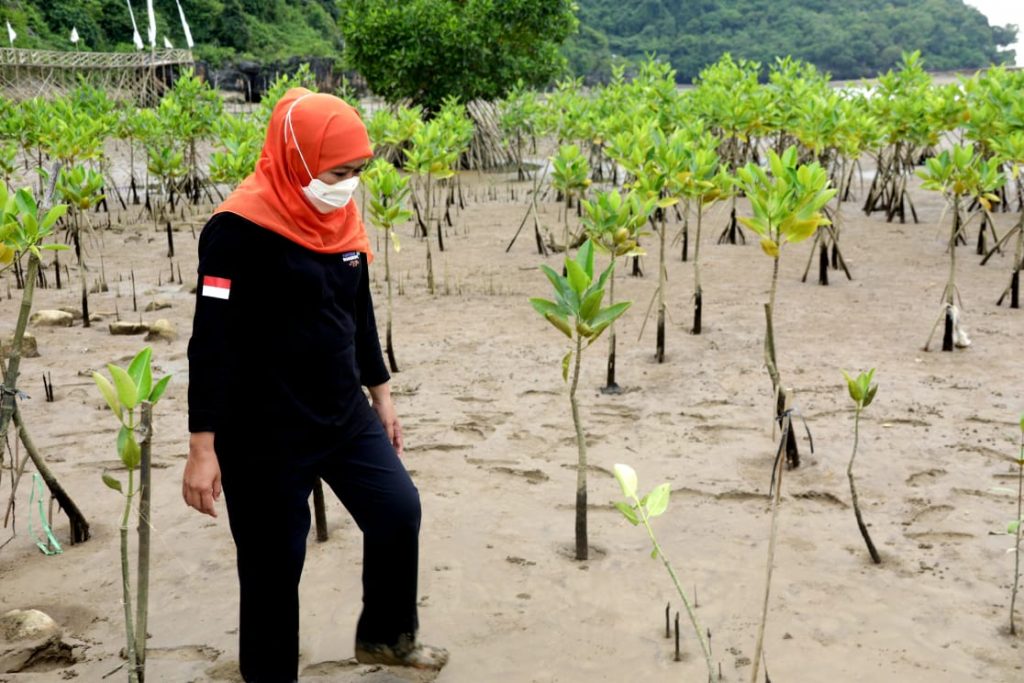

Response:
(736, 148), (833, 683)
(404, 118), (458, 294)
(549, 144), (590, 257)
(93, 347), (171, 683)
(736, 146), (835, 468)
(613, 464), (714, 682)
(842, 368), (881, 564)
(581, 190), (652, 394)
(674, 144), (727, 334)
(0, 180), (90, 544)
(364, 159), (414, 373)
(918, 144), (1005, 351)
(988, 132), (1024, 309)
(530, 240), (631, 560)
(1006, 415), (1024, 635)
(55, 164), (105, 327)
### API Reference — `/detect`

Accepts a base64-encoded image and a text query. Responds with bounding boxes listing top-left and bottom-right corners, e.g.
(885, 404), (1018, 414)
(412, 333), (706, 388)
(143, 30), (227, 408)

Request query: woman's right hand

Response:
(183, 432), (222, 517)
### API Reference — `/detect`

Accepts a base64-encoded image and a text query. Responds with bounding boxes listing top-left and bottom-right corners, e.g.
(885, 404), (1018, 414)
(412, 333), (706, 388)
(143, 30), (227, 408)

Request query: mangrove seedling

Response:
(404, 118), (459, 294)
(613, 464), (713, 682)
(530, 240), (631, 560)
(549, 144), (591, 258)
(364, 159), (414, 373)
(736, 148), (833, 683)
(736, 146), (835, 468)
(988, 132), (1024, 309)
(0, 179), (90, 544)
(918, 144), (1005, 351)
(842, 368), (881, 564)
(581, 189), (653, 393)
(55, 164), (105, 327)
(674, 145), (727, 334)
(93, 347), (171, 683)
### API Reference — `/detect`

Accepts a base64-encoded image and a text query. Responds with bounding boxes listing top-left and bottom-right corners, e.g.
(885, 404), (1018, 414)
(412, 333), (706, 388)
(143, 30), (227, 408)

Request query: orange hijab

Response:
(215, 87), (374, 257)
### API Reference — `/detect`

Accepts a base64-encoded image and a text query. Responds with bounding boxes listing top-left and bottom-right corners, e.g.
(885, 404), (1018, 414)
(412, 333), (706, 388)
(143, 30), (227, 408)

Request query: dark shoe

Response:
(355, 634), (449, 670)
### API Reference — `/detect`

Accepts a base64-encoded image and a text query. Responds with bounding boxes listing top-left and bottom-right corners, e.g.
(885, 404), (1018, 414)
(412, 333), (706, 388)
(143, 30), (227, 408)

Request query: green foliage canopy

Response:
(339, 0), (578, 111)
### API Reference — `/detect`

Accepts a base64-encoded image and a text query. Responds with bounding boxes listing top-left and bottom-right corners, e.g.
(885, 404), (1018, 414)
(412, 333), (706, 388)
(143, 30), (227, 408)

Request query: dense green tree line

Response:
(0, 0), (1017, 87)
(569, 0), (1018, 83)
(0, 0), (342, 64)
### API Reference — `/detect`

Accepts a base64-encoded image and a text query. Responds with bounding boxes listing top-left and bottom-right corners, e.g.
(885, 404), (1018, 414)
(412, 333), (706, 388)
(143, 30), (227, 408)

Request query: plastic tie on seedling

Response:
(0, 386), (29, 401)
(768, 407), (814, 497)
(28, 473), (62, 556)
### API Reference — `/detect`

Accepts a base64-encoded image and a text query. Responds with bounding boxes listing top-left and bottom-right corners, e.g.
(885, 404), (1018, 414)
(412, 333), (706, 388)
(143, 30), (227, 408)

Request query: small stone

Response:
(109, 321), (149, 336)
(145, 319), (176, 342)
(144, 299), (172, 312)
(1, 334), (38, 359)
(29, 310), (74, 327)
(0, 609), (62, 673)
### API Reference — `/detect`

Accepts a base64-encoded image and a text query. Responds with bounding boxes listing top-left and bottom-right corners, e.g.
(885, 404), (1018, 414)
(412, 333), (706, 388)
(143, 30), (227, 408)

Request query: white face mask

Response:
(284, 94), (360, 214)
(302, 175), (360, 213)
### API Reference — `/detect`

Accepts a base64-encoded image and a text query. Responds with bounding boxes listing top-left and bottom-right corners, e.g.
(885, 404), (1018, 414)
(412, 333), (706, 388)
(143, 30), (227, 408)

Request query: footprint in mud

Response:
(301, 659), (440, 682)
(490, 466), (549, 484)
(906, 504), (955, 526)
(148, 644), (221, 662)
(902, 504), (974, 542)
(559, 462), (613, 478)
(906, 469), (947, 487)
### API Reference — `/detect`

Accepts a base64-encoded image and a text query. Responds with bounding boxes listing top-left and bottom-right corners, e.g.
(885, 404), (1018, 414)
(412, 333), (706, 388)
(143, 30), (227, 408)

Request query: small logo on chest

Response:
(342, 252), (360, 268)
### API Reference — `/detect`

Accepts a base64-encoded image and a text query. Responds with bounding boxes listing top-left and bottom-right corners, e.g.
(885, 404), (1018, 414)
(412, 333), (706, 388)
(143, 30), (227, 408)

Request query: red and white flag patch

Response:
(202, 275), (231, 300)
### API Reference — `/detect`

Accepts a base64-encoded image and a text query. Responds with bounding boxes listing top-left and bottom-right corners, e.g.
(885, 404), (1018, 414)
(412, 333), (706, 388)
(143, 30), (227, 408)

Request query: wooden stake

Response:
(674, 612), (681, 662)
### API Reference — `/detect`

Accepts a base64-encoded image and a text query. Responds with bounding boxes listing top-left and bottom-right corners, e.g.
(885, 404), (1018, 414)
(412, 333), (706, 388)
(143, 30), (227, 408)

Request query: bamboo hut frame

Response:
(0, 47), (194, 103)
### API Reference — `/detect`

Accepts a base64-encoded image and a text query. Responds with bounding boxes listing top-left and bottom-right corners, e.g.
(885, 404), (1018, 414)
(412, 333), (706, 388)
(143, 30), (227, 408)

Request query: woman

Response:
(182, 87), (448, 682)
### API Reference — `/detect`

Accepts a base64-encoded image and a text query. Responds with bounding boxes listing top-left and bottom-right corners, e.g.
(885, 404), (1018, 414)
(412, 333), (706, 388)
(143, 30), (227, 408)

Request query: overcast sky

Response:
(963, 0), (1022, 65)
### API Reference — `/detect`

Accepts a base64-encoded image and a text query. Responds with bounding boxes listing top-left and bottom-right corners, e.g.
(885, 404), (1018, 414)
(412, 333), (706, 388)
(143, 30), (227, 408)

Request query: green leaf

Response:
(613, 463), (638, 498)
(863, 384), (878, 409)
(579, 288), (604, 322)
(589, 301), (632, 330)
(1010, 520), (1020, 535)
(842, 370), (862, 403)
(118, 426), (141, 470)
(92, 372), (122, 420)
(645, 483), (671, 518)
(650, 546), (659, 559)
(565, 259), (590, 296)
(545, 313), (574, 339)
(539, 264), (572, 304)
(561, 351), (572, 382)
(108, 365), (138, 410)
(127, 347), (151, 385)
(575, 239), (595, 278)
(614, 501), (640, 526)
(149, 375), (171, 404)
(101, 472), (123, 493)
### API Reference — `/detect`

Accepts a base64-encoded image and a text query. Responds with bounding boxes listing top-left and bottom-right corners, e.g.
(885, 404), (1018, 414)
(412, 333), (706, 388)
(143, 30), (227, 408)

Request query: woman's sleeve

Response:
(187, 217), (241, 433)
(355, 254), (391, 388)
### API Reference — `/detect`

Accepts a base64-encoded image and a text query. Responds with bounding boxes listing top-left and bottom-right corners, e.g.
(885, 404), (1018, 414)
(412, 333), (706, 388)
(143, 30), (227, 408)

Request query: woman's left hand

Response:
(369, 384), (404, 456)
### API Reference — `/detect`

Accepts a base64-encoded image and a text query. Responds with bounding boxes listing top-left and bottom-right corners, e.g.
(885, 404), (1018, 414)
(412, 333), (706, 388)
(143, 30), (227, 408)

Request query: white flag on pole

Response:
(176, 1), (194, 49)
(146, 0), (157, 48)
(163, 35), (173, 49)
(126, 1), (144, 50)
(6, 21), (16, 46)
(70, 26), (80, 44)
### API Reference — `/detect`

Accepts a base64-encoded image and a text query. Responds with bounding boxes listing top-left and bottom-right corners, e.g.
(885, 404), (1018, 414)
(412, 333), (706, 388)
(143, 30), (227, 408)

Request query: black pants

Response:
(216, 418), (421, 683)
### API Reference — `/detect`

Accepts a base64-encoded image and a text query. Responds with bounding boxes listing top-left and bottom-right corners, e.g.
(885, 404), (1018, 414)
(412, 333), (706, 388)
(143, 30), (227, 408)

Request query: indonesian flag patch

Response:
(202, 275), (231, 300)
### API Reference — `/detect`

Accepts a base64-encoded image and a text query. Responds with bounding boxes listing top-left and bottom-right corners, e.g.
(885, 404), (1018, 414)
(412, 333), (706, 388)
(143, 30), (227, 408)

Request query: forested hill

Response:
(568, 0), (1018, 82)
(1, 0), (1017, 85)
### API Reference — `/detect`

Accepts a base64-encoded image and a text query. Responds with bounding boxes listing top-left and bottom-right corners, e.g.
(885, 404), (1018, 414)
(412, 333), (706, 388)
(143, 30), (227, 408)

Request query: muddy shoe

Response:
(355, 634), (449, 670)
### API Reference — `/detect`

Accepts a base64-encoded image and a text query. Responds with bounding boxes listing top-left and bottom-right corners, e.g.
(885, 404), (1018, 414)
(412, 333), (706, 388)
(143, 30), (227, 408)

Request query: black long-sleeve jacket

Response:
(187, 212), (389, 442)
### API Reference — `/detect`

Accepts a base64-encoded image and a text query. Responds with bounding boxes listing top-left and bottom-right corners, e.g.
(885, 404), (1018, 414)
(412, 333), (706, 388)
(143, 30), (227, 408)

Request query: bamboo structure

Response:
(0, 47), (194, 103)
